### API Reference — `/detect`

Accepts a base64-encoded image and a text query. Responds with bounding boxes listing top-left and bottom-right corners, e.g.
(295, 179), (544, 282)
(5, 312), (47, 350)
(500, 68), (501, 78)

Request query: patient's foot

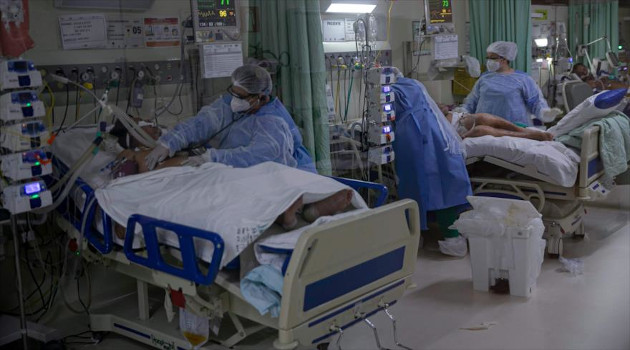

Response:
(303, 190), (353, 223)
(276, 196), (303, 230)
(528, 130), (554, 141)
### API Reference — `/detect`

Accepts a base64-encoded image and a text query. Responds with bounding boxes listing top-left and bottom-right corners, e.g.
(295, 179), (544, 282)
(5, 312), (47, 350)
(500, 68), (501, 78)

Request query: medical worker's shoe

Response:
(438, 235), (468, 257)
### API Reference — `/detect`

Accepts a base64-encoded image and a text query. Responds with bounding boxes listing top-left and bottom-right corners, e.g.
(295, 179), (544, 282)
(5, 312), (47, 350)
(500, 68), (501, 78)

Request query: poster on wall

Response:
(144, 17), (180, 47)
(322, 19), (345, 42)
(58, 13), (107, 49)
(107, 18), (144, 49)
(200, 42), (243, 79)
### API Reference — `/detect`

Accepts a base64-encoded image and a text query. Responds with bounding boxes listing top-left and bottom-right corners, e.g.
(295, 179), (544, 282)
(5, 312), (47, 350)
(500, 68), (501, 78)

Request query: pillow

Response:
(548, 88), (627, 136)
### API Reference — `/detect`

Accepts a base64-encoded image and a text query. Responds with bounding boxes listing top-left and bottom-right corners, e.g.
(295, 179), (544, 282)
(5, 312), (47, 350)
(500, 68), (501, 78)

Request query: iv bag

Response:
(368, 14), (377, 44)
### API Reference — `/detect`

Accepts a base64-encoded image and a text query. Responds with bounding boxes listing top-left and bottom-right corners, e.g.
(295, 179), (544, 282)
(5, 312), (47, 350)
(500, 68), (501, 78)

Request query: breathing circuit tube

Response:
(32, 137), (103, 214)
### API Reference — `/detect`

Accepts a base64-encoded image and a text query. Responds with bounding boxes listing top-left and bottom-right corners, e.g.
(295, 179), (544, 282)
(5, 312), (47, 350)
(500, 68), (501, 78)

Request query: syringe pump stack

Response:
(366, 67), (396, 165)
(1, 59), (53, 214)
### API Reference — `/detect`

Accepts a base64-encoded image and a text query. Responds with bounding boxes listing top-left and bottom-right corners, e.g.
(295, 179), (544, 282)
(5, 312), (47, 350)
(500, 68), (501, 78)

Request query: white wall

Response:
(22, 1), (206, 128)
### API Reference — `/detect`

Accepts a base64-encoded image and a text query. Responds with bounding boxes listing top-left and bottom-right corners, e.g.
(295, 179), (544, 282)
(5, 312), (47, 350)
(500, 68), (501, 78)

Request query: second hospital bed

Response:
(463, 89), (629, 256)
(50, 127), (421, 349)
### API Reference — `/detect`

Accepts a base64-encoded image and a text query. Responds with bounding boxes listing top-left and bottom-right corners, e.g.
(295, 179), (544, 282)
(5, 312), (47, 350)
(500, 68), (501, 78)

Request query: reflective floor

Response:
(43, 205), (630, 350)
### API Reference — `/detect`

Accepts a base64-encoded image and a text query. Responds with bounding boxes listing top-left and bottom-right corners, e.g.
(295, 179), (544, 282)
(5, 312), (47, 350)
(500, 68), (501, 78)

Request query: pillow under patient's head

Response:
(548, 88), (627, 136)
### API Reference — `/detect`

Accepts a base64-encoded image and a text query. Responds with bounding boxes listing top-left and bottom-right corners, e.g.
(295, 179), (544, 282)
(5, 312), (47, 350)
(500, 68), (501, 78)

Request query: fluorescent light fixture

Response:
(536, 58), (544, 62)
(326, 3), (376, 13)
(535, 38), (548, 47)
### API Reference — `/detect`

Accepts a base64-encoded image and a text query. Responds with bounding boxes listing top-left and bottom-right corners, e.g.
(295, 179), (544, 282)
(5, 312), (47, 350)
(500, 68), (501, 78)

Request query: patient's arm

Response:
(117, 149), (189, 173)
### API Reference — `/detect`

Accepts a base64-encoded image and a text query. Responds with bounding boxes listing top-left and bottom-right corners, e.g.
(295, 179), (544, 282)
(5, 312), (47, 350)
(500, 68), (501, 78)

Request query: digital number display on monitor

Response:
(382, 125), (391, 133)
(427, 0), (452, 24)
(24, 182), (41, 195)
(383, 104), (392, 112)
(194, 0), (237, 28)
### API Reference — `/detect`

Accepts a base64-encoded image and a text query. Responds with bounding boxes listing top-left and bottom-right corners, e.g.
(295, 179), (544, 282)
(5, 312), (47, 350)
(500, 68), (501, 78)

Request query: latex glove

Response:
(541, 107), (563, 123)
(144, 144), (169, 170)
(181, 150), (212, 167)
(181, 155), (206, 167)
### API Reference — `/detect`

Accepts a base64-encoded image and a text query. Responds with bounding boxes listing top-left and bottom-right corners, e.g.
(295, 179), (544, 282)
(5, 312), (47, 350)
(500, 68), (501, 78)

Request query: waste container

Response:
(453, 196), (547, 297)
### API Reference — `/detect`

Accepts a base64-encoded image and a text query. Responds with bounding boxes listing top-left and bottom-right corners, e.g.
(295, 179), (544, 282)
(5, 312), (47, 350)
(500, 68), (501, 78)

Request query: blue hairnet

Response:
(232, 65), (273, 95)
(487, 41), (518, 61)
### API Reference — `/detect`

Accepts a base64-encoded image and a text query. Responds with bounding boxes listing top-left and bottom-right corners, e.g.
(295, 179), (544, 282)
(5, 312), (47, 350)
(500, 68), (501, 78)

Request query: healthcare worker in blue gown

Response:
(392, 74), (472, 257)
(462, 41), (562, 126)
(144, 65), (317, 173)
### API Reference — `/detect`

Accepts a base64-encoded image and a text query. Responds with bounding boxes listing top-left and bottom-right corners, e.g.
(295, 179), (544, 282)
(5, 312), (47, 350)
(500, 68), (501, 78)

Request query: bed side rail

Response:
(578, 125), (603, 198)
(51, 156), (115, 254)
(123, 214), (224, 286)
(81, 190), (114, 254)
(278, 199), (420, 331)
(330, 176), (388, 207)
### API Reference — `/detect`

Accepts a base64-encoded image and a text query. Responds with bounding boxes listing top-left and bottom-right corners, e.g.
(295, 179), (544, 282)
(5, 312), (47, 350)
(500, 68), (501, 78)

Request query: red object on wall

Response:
(0, 0), (34, 58)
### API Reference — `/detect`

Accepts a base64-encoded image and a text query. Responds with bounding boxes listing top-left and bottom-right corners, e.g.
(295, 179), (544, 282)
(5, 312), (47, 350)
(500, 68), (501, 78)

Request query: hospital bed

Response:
(464, 125), (603, 257)
(462, 87), (629, 257)
(50, 127), (421, 349)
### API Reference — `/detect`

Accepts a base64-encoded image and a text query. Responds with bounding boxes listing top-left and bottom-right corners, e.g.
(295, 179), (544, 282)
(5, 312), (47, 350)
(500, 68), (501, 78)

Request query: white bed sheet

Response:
(464, 136), (581, 187)
(52, 127), (368, 267)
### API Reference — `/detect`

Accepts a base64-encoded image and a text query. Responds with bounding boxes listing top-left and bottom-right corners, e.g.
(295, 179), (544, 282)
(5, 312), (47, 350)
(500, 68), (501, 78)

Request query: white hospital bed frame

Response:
(466, 125), (605, 257)
(55, 198), (420, 349)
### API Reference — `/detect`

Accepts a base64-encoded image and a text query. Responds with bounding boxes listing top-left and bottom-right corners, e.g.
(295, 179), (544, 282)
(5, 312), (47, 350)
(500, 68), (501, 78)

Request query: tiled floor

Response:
(31, 206), (630, 350)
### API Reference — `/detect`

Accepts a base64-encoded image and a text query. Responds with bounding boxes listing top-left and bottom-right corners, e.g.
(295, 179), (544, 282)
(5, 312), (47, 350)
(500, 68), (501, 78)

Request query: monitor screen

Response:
(194, 0), (237, 28)
(427, 0), (453, 24)
(24, 182), (41, 195)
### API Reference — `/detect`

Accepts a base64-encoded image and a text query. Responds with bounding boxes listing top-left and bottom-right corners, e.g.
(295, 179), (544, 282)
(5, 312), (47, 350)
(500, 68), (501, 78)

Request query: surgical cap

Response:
(487, 41), (518, 61)
(232, 65), (273, 95)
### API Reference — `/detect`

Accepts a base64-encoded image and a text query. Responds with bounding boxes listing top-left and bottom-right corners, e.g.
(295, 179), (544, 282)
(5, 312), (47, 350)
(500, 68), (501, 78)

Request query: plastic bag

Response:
(179, 308), (209, 349)
(559, 256), (584, 276)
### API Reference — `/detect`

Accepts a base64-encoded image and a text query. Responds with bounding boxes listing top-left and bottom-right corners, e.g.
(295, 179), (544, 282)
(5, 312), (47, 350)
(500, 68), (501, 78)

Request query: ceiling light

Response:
(326, 3), (376, 13)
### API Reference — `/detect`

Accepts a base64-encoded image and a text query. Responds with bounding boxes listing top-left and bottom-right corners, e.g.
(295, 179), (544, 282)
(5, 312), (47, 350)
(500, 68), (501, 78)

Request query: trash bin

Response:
(453, 196), (547, 297)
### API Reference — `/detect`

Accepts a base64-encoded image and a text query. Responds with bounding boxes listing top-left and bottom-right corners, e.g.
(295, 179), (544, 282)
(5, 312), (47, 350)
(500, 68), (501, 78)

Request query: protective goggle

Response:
(226, 84), (258, 99)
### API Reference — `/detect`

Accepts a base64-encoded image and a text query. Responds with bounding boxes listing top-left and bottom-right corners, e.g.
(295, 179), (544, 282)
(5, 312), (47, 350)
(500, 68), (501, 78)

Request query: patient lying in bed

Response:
(109, 120), (354, 234)
(445, 111), (554, 141)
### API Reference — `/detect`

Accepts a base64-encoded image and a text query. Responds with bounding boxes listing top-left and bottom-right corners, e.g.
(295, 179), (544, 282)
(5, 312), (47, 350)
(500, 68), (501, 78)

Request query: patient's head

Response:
(571, 63), (591, 80)
(110, 118), (161, 149)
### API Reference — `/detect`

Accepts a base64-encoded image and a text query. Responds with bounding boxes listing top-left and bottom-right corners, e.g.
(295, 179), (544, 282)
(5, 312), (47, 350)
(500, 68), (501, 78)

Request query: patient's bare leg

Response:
(473, 113), (553, 140)
(462, 125), (551, 141)
(303, 190), (354, 223)
(275, 196), (303, 230)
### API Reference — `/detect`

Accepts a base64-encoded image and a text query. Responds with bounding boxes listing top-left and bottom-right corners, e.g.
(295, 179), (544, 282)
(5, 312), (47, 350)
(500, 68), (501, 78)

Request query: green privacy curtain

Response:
(247, 0), (331, 175)
(568, 0), (618, 65)
(469, 0), (532, 73)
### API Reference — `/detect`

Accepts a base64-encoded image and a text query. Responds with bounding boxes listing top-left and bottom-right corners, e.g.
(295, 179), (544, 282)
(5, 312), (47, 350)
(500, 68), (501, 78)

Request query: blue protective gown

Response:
(158, 95), (316, 172)
(462, 71), (549, 126)
(392, 78), (472, 230)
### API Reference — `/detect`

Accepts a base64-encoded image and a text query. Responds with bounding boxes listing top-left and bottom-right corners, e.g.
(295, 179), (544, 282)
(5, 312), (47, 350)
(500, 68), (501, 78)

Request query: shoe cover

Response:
(438, 235), (467, 257)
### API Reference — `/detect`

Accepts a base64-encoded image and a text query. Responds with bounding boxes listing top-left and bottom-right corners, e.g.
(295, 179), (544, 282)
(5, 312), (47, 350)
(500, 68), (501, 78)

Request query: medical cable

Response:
(154, 20), (186, 117)
(56, 85), (71, 133)
(410, 38), (427, 76)
(126, 77), (137, 115)
(344, 69), (355, 122)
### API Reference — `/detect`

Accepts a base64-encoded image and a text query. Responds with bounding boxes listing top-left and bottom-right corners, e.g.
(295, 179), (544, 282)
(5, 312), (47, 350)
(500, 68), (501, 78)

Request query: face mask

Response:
(486, 59), (500, 72)
(230, 97), (251, 113)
